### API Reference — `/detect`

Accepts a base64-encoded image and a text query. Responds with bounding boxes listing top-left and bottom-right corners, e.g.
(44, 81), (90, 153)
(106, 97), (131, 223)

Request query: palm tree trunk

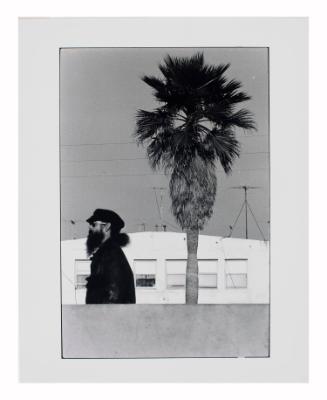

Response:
(185, 229), (199, 304)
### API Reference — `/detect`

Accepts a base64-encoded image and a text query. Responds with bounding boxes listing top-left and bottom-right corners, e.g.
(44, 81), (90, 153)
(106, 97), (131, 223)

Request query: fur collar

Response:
(102, 233), (130, 248)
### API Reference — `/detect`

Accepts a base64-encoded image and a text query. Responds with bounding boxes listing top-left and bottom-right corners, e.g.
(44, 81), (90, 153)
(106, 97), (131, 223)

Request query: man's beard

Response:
(86, 230), (105, 256)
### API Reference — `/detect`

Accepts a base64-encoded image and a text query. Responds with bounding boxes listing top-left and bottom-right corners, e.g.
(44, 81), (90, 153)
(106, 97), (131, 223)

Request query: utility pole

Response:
(229, 186), (264, 240)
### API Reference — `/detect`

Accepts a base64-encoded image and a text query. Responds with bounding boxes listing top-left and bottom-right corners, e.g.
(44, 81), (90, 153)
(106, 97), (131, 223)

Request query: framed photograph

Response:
(19, 17), (308, 382)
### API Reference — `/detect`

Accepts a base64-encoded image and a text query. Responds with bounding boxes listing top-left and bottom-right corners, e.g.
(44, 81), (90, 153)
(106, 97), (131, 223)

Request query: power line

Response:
(60, 135), (268, 147)
(61, 157), (147, 163)
(226, 168), (268, 171)
(61, 168), (268, 178)
(61, 173), (168, 178)
(236, 134), (268, 138)
(61, 141), (135, 147)
(62, 219), (85, 223)
(241, 151), (269, 154)
(61, 151), (269, 163)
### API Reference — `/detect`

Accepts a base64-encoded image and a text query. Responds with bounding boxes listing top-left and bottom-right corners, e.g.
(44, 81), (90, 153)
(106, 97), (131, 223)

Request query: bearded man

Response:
(85, 209), (136, 304)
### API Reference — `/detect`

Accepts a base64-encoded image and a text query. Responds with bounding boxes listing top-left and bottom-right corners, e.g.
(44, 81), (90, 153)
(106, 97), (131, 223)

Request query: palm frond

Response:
(203, 104), (233, 125)
(142, 76), (169, 102)
(208, 128), (240, 174)
(206, 63), (230, 79)
(135, 109), (173, 143)
(222, 79), (252, 104)
(142, 75), (165, 91)
(227, 91), (251, 104)
(223, 78), (242, 93)
(146, 132), (175, 171)
(223, 109), (256, 130)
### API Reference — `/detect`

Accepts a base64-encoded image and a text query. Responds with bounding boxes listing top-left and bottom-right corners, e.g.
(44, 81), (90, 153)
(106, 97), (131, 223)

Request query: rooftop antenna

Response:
(153, 186), (167, 231)
(153, 187), (165, 221)
(229, 186), (266, 240)
(150, 187), (181, 233)
(70, 219), (76, 240)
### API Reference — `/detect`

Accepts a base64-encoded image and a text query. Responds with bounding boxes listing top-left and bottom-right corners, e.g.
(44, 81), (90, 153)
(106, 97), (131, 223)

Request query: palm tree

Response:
(135, 53), (256, 304)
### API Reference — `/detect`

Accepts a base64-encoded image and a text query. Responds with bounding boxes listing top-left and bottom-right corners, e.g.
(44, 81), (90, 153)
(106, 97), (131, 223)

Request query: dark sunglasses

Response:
(89, 221), (107, 228)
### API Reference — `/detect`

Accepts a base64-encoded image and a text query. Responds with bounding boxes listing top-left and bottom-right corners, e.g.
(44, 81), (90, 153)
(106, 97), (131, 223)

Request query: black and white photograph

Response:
(18, 16), (309, 382)
(60, 47), (270, 358)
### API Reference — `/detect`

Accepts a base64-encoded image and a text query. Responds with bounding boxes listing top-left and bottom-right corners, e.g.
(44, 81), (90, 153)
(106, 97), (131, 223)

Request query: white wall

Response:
(62, 304), (269, 358)
(61, 232), (270, 304)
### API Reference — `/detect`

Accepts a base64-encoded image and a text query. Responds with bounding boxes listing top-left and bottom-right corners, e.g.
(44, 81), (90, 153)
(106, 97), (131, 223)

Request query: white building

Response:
(61, 232), (269, 305)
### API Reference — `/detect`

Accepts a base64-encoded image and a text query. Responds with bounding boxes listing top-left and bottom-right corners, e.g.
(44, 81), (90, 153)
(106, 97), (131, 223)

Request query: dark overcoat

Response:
(85, 234), (136, 304)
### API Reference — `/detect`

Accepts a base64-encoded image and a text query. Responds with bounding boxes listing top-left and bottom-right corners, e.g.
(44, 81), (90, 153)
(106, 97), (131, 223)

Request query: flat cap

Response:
(86, 209), (125, 231)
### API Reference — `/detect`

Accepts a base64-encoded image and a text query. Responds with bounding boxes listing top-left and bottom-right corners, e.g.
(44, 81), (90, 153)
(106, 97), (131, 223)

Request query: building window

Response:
(166, 259), (218, 289)
(198, 260), (218, 288)
(75, 273), (89, 289)
(166, 260), (186, 289)
(167, 273), (185, 289)
(225, 273), (247, 288)
(199, 274), (217, 288)
(74, 259), (91, 289)
(135, 274), (156, 287)
(225, 259), (248, 289)
(134, 259), (157, 289)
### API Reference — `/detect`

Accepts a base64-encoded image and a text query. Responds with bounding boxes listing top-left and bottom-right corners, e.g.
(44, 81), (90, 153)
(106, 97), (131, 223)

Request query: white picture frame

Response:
(19, 17), (308, 382)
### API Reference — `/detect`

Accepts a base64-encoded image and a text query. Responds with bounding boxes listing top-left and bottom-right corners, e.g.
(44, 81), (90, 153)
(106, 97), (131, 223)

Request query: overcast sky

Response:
(60, 47), (269, 241)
